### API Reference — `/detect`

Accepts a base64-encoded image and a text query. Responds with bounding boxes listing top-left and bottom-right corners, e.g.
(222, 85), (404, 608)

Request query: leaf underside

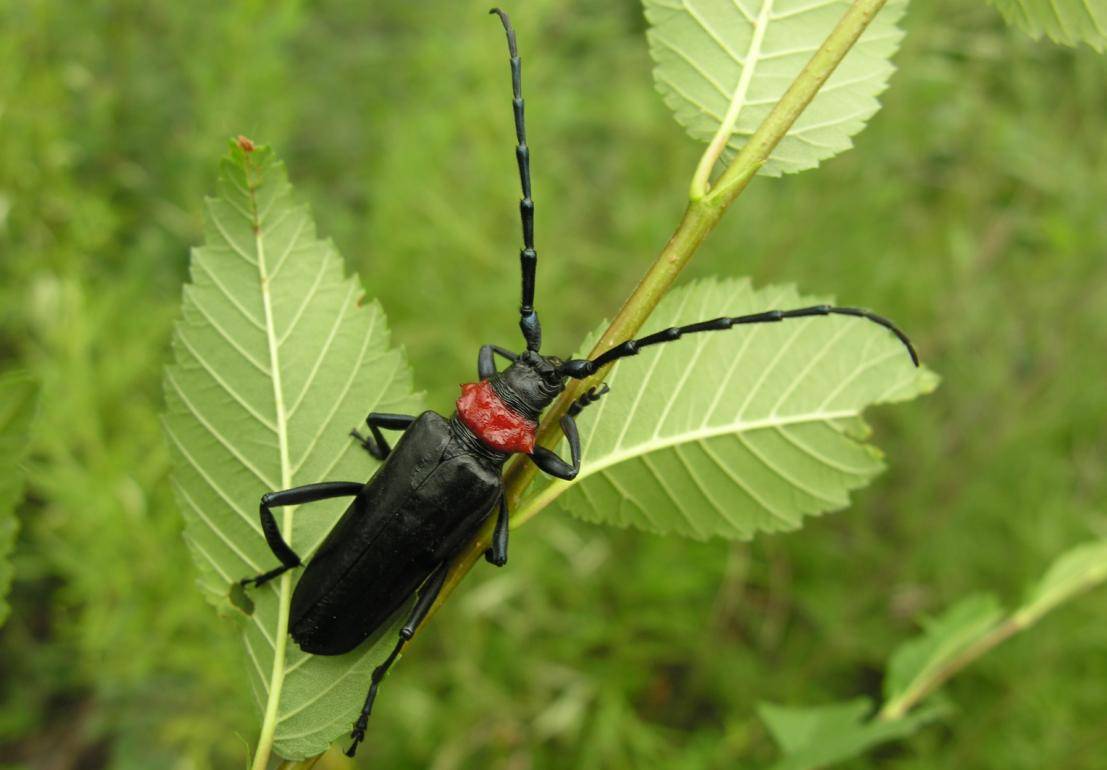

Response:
(759, 697), (946, 770)
(533, 277), (936, 541)
(0, 371), (37, 627)
(644, 0), (908, 176)
(1015, 539), (1107, 625)
(759, 538), (1107, 769)
(163, 143), (421, 759)
(883, 593), (1003, 705)
(991, 0), (1107, 51)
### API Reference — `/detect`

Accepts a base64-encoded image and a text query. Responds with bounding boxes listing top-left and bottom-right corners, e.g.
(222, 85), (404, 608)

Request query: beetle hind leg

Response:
(346, 561), (450, 757)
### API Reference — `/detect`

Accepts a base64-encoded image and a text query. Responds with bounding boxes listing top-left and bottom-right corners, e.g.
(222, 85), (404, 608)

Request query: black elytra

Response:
(237, 8), (920, 758)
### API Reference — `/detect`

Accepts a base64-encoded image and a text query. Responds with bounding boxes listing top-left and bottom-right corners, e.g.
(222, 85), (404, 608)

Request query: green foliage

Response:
(1, 1), (1106, 768)
(991, 0), (1107, 50)
(1015, 540), (1107, 625)
(644, 0), (908, 175)
(883, 593), (1003, 708)
(0, 371), (37, 626)
(882, 539), (1107, 721)
(528, 278), (936, 539)
(759, 698), (946, 770)
(766, 539), (1107, 768)
(163, 143), (421, 760)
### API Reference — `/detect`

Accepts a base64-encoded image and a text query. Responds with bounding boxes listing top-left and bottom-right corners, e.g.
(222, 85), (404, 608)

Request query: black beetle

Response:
(239, 9), (918, 757)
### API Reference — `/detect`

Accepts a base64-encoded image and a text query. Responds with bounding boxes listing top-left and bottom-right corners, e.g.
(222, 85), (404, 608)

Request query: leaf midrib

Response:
(584, 406), (861, 483)
(248, 157), (295, 770)
(720, 0), (775, 143)
(516, 404), (867, 528)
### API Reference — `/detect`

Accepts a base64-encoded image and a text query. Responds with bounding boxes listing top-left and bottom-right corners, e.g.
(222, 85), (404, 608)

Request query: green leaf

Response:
(759, 697), (946, 770)
(522, 277), (936, 540)
(644, 0), (908, 176)
(1014, 539), (1107, 627)
(0, 371), (37, 627)
(882, 593), (1003, 711)
(163, 141), (421, 761)
(990, 0), (1107, 51)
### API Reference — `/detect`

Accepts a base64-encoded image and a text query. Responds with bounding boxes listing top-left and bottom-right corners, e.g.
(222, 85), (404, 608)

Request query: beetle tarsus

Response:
(484, 548), (507, 567)
(356, 413), (418, 461)
(238, 564), (294, 589)
(351, 429), (386, 460)
(345, 720), (367, 757)
(568, 384), (610, 417)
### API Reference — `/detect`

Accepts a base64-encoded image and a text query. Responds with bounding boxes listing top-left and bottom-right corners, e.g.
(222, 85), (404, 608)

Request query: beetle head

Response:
(491, 350), (566, 419)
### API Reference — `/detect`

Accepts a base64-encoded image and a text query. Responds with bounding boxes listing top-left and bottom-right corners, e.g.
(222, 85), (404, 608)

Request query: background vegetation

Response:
(1, 0), (1105, 768)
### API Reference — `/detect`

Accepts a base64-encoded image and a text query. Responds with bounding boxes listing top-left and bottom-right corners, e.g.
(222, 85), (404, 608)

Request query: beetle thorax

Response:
(454, 352), (565, 455)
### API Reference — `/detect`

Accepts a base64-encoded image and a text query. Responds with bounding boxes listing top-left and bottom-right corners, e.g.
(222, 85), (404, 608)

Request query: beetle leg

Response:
(240, 481), (364, 588)
(351, 413), (415, 460)
(567, 384), (610, 417)
(484, 495), (510, 567)
(477, 344), (518, 379)
(527, 386), (609, 481)
(346, 562), (450, 758)
(528, 413), (582, 481)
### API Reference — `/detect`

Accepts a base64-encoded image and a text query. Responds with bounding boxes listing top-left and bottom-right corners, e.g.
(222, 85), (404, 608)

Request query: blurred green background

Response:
(1, 0), (1105, 768)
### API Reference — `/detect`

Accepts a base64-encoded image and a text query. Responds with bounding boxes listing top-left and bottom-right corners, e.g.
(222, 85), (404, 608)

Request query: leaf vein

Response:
(167, 372), (280, 490)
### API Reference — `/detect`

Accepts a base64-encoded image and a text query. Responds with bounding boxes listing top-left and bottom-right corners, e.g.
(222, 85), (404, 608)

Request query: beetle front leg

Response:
(478, 344), (517, 379)
(346, 561), (450, 757)
(241, 481), (365, 588)
(485, 495), (510, 567)
(529, 413), (581, 481)
(567, 384), (609, 417)
(351, 412), (415, 460)
(528, 386), (609, 481)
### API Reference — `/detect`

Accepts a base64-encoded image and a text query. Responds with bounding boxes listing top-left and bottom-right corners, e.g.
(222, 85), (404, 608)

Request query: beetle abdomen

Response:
(288, 411), (501, 655)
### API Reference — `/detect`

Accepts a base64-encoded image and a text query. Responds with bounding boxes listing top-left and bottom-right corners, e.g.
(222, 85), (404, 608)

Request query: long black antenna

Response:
(490, 7), (542, 352)
(558, 305), (919, 379)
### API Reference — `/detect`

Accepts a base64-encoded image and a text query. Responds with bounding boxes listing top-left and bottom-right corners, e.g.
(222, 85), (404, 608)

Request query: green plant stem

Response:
(689, 0), (775, 198)
(289, 0), (896, 759)
(879, 614), (1021, 721)
(706, 0), (891, 208)
(427, 198), (726, 623)
(425, 0), (893, 623)
(878, 560), (1107, 722)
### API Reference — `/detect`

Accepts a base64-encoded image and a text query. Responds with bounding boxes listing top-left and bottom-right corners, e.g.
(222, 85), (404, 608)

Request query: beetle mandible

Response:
(238, 8), (919, 757)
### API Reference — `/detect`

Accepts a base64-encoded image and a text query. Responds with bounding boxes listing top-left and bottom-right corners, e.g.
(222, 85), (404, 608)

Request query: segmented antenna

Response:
(490, 8), (542, 352)
(558, 305), (919, 379)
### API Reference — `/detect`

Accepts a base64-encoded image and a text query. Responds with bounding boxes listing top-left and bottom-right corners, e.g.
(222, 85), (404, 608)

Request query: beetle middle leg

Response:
(351, 413), (415, 460)
(240, 481), (364, 588)
(485, 495), (510, 567)
(346, 561), (450, 757)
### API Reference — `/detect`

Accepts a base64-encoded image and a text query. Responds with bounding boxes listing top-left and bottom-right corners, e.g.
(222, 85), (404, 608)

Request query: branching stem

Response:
(877, 617), (1022, 722)
(427, 0), (892, 623)
(876, 571), (1107, 722)
(284, 0), (893, 760)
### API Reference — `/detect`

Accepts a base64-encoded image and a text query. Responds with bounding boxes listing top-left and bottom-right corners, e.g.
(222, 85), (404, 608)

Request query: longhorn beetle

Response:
(238, 8), (919, 758)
